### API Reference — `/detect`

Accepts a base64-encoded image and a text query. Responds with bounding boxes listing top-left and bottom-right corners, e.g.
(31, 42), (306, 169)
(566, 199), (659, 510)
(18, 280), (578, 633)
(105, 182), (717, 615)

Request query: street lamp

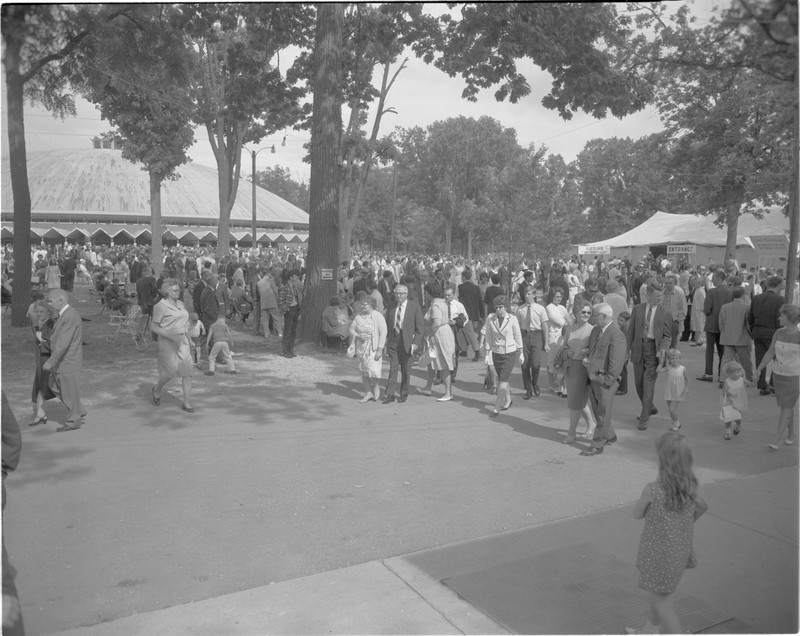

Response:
(242, 145), (272, 251)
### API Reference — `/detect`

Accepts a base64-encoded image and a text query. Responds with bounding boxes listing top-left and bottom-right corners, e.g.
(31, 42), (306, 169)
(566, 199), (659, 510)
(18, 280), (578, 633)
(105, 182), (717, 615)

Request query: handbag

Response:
(47, 372), (61, 398)
(346, 342), (356, 358)
(720, 404), (741, 422)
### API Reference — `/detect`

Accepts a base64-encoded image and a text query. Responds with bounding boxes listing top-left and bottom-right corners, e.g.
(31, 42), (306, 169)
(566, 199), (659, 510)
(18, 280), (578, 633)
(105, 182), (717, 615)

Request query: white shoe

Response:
(359, 394), (374, 403)
(437, 395), (453, 402)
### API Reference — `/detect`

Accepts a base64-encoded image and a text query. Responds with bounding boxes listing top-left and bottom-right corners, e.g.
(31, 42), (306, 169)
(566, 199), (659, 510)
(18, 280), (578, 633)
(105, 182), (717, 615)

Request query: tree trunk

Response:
(300, 2), (343, 341)
(339, 218), (355, 264)
(785, 68), (799, 303)
(724, 202), (739, 266)
(3, 24), (33, 327)
(149, 171), (164, 277)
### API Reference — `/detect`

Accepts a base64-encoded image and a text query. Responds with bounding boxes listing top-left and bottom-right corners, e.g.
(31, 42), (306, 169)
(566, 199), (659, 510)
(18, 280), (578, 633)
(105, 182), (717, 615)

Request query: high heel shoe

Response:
(28, 415), (47, 427)
(359, 394), (374, 403)
(562, 436), (576, 444)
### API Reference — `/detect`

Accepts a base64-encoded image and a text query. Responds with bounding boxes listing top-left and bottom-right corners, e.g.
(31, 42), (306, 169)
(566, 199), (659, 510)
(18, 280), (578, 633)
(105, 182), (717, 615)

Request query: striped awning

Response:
(2, 223), (309, 244)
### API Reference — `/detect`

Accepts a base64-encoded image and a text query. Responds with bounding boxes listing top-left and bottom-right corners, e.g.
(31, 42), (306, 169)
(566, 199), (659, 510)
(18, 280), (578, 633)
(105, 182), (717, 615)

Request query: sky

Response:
(1, 1), (720, 185)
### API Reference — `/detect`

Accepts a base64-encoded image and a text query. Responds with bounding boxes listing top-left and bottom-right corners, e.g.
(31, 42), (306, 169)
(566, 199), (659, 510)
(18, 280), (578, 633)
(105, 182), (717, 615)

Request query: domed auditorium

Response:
(1, 144), (309, 247)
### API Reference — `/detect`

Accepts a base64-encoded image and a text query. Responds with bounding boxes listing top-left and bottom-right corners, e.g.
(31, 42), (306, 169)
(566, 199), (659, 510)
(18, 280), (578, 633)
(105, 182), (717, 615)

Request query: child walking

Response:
(720, 360), (748, 440)
(187, 313), (205, 367)
(628, 433), (708, 635)
(658, 348), (690, 432)
(205, 315), (237, 376)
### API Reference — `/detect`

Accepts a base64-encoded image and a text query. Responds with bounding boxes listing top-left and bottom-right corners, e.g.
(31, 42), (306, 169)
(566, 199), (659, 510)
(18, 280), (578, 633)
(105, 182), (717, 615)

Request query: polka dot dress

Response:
(636, 482), (697, 594)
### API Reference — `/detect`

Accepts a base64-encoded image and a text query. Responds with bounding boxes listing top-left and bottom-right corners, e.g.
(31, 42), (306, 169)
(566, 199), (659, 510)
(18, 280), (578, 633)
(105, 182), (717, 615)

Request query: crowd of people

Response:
(3, 241), (799, 636)
(3, 241), (798, 454)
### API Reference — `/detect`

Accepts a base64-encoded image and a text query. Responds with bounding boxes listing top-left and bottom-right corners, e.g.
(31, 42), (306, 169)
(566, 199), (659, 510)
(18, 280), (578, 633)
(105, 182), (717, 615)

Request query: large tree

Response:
(71, 5), (195, 276)
(300, 3), (344, 341)
(1, 4), (129, 325)
(179, 3), (313, 257)
(632, 0), (797, 289)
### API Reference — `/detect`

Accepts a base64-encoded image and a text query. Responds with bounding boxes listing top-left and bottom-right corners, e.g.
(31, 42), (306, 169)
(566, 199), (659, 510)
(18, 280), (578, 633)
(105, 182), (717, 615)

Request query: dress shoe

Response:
(759, 389), (771, 396)
(56, 423), (81, 432)
(181, 404), (195, 413)
(580, 447), (603, 456)
(501, 400), (513, 411)
(523, 389), (533, 400)
(382, 395), (396, 405)
(533, 385), (540, 397)
(398, 395), (407, 403)
(472, 352), (481, 362)
(616, 389), (627, 396)
(650, 407), (658, 416)
(606, 436), (618, 445)
(696, 374), (713, 382)
(458, 351), (468, 357)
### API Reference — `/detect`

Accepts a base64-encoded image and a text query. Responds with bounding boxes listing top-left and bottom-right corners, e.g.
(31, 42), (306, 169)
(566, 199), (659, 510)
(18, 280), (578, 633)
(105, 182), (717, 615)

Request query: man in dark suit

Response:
(458, 267), (485, 361)
(700, 271), (733, 382)
(581, 303), (627, 456)
(627, 282), (672, 430)
(43, 289), (86, 431)
(382, 284), (424, 403)
(61, 250), (77, 292)
(200, 274), (221, 334)
(748, 276), (785, 394)
(193, 269), (211, 325)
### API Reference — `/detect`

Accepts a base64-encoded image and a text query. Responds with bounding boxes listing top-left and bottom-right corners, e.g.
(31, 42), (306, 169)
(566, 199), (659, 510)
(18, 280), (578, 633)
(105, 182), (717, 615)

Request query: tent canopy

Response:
(584, 207), (789, 248)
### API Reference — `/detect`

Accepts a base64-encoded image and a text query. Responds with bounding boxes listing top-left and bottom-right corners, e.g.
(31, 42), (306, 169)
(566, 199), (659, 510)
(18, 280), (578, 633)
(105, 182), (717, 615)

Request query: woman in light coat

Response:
(483, 295), (523, 416)
(349, 291), (387, 402)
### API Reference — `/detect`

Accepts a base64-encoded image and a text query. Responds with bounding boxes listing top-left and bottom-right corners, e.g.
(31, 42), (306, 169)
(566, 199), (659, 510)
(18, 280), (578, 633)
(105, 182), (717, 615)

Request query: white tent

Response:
(581, 207), (790, 269)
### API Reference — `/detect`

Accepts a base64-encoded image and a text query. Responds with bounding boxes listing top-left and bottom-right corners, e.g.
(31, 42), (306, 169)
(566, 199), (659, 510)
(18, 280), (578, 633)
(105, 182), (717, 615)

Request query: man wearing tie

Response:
(580, 303), (627, 456)
(382, 284), (424, 403)
(515, 287), (549, 398)
(627, 282), (672, 430)
(43, 289), (86, 431)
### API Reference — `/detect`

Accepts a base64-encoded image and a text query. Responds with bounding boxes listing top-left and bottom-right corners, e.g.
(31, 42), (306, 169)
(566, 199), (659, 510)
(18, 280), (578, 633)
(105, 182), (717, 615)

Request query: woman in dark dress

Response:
(30, 300), (57, 426)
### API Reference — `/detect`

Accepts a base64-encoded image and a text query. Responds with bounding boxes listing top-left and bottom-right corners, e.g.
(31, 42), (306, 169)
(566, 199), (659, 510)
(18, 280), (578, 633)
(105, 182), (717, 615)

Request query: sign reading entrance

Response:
(666, 244), (696, 254)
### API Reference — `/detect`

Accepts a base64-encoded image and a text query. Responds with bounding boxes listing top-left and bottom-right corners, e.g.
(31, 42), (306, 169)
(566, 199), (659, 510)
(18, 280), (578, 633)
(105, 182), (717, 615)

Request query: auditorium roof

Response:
(1, 148), (309, 229)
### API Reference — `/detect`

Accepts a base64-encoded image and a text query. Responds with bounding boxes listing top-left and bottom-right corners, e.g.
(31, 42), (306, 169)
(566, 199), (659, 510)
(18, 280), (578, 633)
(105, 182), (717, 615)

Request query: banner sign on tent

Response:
(667, 244), (696, 254)
(749, 234), (789, 256)
(578, 245), (610, 255)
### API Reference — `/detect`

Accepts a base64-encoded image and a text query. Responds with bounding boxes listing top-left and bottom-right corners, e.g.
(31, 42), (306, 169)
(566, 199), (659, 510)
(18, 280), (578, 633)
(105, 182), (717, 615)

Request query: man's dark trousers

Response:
(282, 305), (300, 355)
(385, 331), (413, 399)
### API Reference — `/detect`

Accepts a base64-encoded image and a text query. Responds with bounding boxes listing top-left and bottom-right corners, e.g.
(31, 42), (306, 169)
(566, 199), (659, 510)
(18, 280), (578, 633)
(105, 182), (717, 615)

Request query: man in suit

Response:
(258, 266), (283, 339)
(247, 259), (262, 335)
(200, 274), (221, 334)
(627, 282), (672, 431)
(719, 286), (755, 382)
(379, 270), (395, 308)
(382, 284), (424, 403)
(43, 289), (86, 431)
(748, 276), (785, 394)
(458, 267), (485, 361)
(700, 271), (734, 381)
(193, 269), (211, 324)
(581, 303), (627, 456)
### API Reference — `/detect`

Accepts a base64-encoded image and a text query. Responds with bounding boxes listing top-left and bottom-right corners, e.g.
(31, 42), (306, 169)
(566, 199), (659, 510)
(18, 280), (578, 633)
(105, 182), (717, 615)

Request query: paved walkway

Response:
(50, 467), (797, 635)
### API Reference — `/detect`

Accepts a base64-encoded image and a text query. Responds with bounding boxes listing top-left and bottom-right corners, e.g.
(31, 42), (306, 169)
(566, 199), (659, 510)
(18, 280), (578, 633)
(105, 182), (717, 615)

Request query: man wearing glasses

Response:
(581, 303), (627, 456)
(382, 284), (424, 403)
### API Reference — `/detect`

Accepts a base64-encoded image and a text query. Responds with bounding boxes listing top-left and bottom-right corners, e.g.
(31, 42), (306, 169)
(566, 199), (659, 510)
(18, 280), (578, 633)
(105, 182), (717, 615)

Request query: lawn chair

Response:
(107, 305), (148, 351)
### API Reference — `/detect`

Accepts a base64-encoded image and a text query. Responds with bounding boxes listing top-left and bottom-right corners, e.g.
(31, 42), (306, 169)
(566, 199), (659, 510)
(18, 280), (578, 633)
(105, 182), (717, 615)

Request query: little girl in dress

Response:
(720, 360), (748, 440)
(658, 348), (690, 432)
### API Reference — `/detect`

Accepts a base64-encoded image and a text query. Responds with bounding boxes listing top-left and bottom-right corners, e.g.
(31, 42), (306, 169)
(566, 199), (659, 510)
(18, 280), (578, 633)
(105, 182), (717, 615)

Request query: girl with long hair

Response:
(629, 433), (708, 634)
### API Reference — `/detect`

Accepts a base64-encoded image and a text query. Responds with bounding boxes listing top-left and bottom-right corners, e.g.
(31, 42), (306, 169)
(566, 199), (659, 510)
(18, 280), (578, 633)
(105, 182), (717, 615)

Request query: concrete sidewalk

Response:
(51, 466), (797, 635)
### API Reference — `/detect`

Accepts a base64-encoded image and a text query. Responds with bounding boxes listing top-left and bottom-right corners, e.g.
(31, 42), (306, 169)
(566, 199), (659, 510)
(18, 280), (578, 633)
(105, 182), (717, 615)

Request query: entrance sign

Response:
(666, 244), (696, 254)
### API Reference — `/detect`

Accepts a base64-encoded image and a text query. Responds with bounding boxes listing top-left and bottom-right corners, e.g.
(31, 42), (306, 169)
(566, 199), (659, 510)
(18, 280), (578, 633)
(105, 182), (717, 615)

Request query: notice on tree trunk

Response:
(320, 269), (333, 280)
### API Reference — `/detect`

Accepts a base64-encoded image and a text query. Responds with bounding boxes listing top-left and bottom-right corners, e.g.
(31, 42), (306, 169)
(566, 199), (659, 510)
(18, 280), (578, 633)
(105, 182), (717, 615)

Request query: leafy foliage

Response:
(253, 166), (310, 212)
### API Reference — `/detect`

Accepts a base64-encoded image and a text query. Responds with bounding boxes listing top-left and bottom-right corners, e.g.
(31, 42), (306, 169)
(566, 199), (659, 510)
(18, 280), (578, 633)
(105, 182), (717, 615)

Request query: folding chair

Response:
(109, 305), (148, 351)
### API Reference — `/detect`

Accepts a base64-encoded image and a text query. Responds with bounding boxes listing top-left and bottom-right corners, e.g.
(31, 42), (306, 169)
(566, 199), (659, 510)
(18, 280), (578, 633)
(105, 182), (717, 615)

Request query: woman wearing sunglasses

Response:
(483, 296), (524, 416)
(561, 298), (597, 443)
